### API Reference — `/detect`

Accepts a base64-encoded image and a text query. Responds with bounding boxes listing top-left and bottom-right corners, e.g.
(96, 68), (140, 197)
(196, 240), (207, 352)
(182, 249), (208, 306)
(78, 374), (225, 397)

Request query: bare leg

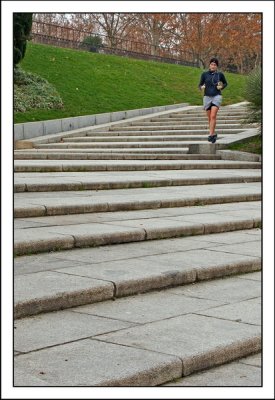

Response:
(209, 106), (219, 135)
(206, 110), (211, 127)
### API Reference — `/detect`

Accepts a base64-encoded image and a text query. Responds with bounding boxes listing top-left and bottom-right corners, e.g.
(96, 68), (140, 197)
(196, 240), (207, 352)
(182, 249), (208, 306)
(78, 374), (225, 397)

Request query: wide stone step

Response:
(14, 199), (261, 255)
(14, 227), (261, 317)
(14, 186), (261, 217)
(137, 122), (251, 129)
(162, 353), (261, 386)
(109, 125), (243, 132)
(13, 103), (262, 388)
(150, 117), (247, 123)
(33, 141), (207, 149)
(14, 159), (261, 173)
(127, 122), (248, 128)
(60, 134), (231, 143)
(77, 131), (239, 141)
(173, 110), (248, 116)
(14, 169), (261, 192)
(61, 135), (212, 142)
(32, 146), (191, 154)
(14, 151), (219, 160)
(14, 259), (261, 386)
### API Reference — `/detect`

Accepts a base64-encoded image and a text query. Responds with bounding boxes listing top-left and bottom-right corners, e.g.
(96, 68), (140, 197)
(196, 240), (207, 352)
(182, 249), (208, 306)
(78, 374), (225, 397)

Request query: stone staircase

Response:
(14, 104), (262, 386)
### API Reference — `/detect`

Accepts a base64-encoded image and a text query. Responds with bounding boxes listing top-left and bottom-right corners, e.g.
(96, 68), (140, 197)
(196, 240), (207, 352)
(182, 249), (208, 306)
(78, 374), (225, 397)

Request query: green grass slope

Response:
(15, 42), (247, 123)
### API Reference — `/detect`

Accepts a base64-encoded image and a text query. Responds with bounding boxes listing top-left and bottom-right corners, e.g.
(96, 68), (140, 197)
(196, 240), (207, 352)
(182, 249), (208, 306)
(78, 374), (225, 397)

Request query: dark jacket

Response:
(198, 70), (228, 97)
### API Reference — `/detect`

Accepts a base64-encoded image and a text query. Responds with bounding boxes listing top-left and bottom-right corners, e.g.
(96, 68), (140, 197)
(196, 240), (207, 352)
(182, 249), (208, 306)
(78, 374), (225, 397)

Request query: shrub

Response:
(81, 35), (104, 52)
(13, 13), (33, 66)
(244, 66), (262, 131)
(14, 66), (63, 112)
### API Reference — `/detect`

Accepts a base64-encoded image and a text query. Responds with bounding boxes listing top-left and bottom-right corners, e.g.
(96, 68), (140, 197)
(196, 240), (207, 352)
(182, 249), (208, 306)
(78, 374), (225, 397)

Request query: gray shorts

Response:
(203, 95), (222, 110)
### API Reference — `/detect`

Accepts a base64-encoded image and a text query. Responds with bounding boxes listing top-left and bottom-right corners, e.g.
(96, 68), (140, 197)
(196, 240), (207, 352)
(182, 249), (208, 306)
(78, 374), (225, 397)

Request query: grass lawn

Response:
(15, 42), (248, 123)
(227, 135), (262, 155)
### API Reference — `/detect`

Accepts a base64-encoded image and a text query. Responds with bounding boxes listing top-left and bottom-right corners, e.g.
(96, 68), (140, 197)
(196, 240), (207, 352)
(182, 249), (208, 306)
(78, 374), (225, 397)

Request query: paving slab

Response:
(195, 297), (261, 325)
(14, 181), (262, 202)
(14, 168), (261, 192)
(190, 228), (261, 244)
(72, 290), (223, 324)
(14, 229), (75, 256)
(14, 254), (94, 276)
(14, 271), (114, 319)
(14, 310), (136, 352)
(14, 201), (261, 230)
(14, 235), (211, 275)
(14, 182), (261, 217)
(54, 257), (197, 298)
(207, 240), (261, 258)
(238, 271), (262, 281)
(215, 208), (261, 220)
(14, 229), (261, 276)
(239, 352), (261, 367)
(14, 211), (260, 256)
(106, 218), (205, 240)
(52, 250), (260, 298)
(169, 275), (261, 303)
(160, 212), (258, 234)
(96, 313), (261, 376)
(163, 355), (261, 386)
(14, 339), (182, 386)
(51, 228), (261, 262)
(14, 222), (145, 255)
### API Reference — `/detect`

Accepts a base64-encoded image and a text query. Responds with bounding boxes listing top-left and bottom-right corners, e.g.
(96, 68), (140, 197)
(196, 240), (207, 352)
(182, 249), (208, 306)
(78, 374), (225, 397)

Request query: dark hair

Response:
(210, 57), (219, 66)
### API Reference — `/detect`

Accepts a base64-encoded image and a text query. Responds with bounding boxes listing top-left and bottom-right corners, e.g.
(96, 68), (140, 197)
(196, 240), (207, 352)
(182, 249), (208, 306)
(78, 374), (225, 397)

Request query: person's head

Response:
(209, 57), (219, 71)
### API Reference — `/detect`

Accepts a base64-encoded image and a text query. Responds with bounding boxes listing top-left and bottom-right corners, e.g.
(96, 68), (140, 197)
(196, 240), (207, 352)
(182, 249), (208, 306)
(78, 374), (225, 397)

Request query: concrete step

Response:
(162, 353), (261, 386)
(14, 186), (261, 218)
(33, 141), (206, 149)
(60, 134), (236, 143)
(33, 147), (192, 154)
(14, 181), (261, 217)
(14, 151), (219, 160)
(14, 264), (261, 386)
(134, 122), (251, 128)
(13, 103), (262, 387)
(14, 227), (261, 317)
(61, 130), (241, 138)
(150, 117), (247, 123)
(14, 159), (261, 173)
(14, 199), (261, 255)
(61, 135), (215, 142)
(109, 125), (243, 132)
(14, 169), (261, 192)
(173, 110), (248, 116)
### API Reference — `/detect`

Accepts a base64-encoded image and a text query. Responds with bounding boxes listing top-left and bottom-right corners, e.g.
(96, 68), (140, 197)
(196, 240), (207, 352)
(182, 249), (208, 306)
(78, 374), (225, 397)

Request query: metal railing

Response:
(31, 20), (200, 68)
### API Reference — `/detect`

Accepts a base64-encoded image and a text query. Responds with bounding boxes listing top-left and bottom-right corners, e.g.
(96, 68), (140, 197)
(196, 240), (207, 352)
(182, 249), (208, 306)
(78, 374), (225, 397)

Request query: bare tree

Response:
(89, 13), (137, 48)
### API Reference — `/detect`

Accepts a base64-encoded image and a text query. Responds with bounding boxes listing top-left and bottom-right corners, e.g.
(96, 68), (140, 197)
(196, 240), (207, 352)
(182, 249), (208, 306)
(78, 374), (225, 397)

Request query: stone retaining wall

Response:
(14, 103), (188, 142)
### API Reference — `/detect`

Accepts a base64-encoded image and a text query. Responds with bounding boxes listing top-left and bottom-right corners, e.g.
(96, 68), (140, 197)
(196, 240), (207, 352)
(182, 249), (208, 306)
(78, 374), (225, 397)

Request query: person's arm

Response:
(219, 73), (228, 90)
(198, 72), (206, 90)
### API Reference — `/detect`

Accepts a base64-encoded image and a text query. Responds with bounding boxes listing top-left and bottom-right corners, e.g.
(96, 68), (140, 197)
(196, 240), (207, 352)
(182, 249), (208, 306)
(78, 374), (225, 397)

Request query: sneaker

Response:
(207, 135), (213, 142)
(211, 134), (217, 143)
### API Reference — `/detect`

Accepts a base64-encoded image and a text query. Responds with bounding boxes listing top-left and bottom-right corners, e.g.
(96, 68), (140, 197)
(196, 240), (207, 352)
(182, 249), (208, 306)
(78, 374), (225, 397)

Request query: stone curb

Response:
(14, 257), (261, 319)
